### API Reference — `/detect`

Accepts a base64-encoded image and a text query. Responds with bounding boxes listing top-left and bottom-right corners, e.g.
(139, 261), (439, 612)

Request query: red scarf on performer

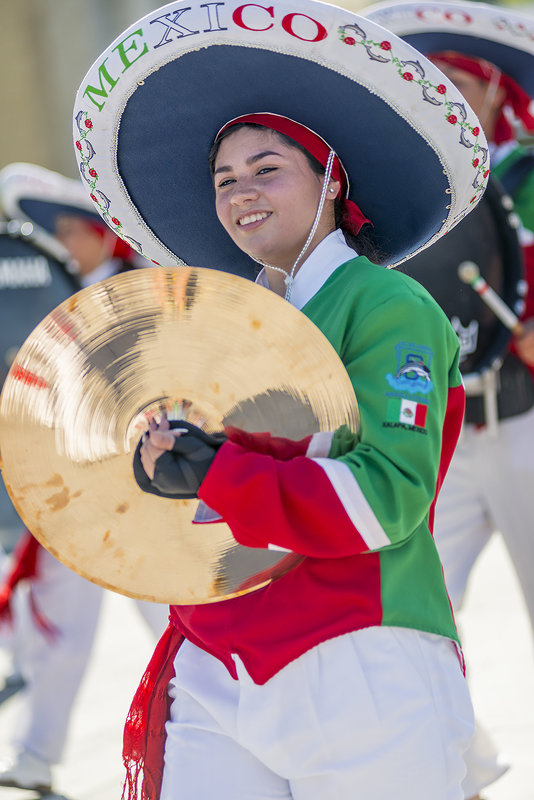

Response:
(122, 622), (183, 800)
(429, 51), (534, 143)
(0, 530), (58, 637)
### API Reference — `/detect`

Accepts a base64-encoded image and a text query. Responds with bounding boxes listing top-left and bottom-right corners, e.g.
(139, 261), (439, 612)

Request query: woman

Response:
(72, 2), (490, 798)
(127, 113), (471, 800)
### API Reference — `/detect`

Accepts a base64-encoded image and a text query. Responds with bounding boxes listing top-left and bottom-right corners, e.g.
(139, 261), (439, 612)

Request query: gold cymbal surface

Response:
(0, 267), (359, 603)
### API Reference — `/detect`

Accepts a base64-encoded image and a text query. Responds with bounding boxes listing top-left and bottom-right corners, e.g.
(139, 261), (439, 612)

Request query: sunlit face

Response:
(213, 127), (338, 271)
(432, 61), (505, 139)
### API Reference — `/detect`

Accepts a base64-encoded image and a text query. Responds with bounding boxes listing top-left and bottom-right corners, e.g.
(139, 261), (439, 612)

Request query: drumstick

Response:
(457, 261), (524, 337)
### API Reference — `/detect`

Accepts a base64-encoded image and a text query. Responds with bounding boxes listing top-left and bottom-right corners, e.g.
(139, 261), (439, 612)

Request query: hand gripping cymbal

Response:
(0, 267), (359, 604)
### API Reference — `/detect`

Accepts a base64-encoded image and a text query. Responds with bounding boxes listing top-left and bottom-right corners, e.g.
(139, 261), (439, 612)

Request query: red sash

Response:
(122, 622), (183, 800)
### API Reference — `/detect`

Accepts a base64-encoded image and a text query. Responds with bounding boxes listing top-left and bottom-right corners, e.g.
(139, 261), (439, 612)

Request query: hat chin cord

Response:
(480, 64), (503, 134)
(251, 149), (336, 302)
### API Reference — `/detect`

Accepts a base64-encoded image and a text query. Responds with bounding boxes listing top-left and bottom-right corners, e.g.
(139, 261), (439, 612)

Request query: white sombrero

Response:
(72, 0), (489, 272)
(0, 162), (103, 234)
(362, 1), (534, 97)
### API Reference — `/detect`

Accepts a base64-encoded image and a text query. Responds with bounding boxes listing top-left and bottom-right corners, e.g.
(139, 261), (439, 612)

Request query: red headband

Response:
(429, 51), (534, 144)
(216, 113), (371, 236)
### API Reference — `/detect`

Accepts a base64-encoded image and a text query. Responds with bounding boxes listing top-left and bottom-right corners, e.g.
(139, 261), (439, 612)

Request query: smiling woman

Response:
(69, 1), (492, 798)
(210, 116), (377, 298)
(213, 125), (338, 296)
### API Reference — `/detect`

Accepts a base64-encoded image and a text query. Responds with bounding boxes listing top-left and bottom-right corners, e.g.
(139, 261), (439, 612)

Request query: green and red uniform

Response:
(171, 240), (465, 684)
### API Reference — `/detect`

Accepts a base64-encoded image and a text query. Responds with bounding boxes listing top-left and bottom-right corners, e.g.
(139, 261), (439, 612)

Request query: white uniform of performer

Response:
(162, 630), (471, 800)
(357, 7), (534, 795)
(435, 141), (534, 626)
(0, 259), (169, 793)
(353, 12), (534, 663)
(12, 552), (167, 771)
(433, 142), (534, 799)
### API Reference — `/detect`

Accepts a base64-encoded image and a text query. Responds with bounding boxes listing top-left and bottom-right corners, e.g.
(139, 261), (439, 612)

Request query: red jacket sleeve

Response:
(198, 439), (372, 558)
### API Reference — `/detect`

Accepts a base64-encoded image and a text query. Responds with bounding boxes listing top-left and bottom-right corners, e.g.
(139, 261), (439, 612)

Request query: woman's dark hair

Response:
(209, 123), (383, 264)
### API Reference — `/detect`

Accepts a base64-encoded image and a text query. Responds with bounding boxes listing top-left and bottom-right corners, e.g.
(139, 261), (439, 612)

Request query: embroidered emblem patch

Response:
(386, 342), (434, 395)
(386, 398), (428, 429)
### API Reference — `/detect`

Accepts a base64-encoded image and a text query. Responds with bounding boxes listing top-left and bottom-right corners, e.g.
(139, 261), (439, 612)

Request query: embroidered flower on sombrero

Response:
(338, 23), (488, 199)
(74, 110), (128, 240)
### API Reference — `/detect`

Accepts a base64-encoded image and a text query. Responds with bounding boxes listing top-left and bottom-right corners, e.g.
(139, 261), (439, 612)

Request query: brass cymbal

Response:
(0, 267), (359, 604)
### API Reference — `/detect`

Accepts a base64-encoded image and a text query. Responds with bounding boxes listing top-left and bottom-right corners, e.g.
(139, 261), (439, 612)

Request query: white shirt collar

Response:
(255, 229), (356, 310)
(80, 258), (122, 288)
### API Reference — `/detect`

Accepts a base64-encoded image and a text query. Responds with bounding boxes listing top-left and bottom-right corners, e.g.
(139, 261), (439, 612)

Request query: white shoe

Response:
(0, 750), (52, 793)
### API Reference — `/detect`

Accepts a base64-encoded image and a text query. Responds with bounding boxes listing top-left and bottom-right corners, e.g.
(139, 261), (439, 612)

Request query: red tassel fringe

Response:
(122, 622), (183, 800)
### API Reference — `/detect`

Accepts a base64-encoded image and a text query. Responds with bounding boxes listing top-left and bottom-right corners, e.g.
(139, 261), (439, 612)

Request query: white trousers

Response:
(10, 548), (168, 764)
(435, 408), (534, 622)
(161, 627), (474, 800)
(433, 407), (534, 796)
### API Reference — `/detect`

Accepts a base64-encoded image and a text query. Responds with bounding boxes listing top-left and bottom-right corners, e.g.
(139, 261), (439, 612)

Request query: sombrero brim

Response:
(363, 1), (534, 96)
(73, 0), (489, 272)
(17, 200), (103, 236)
(0, 163), (103, 236)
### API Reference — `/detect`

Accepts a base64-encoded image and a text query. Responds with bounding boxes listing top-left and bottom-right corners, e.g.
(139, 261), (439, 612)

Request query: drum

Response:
(401, 176), (525, 377)
(0, 220), (80, 552)
(0, 221), (79, 388)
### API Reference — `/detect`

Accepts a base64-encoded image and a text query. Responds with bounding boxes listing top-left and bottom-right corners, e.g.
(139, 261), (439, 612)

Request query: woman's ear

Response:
(327, 179), (341, 200)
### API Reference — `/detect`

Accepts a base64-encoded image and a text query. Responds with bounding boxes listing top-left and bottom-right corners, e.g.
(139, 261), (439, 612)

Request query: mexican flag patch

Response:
(387, 398), (428, 428)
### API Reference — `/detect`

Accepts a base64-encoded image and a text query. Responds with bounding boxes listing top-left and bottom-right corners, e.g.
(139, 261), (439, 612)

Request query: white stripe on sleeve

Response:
(306, 431), (334, 458)
(267, 543), (293, 552)
(312, 458), (391, 550)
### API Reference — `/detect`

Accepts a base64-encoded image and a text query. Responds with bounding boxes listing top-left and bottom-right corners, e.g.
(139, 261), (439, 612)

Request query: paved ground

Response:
(457, 535), (534, 800)
(0, 533), (532, 800)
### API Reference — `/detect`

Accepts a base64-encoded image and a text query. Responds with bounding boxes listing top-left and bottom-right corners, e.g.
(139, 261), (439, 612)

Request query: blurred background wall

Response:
(0, 0), (165, 178)
(0, 0), (532, 180)
(0, 0), (392, 179)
